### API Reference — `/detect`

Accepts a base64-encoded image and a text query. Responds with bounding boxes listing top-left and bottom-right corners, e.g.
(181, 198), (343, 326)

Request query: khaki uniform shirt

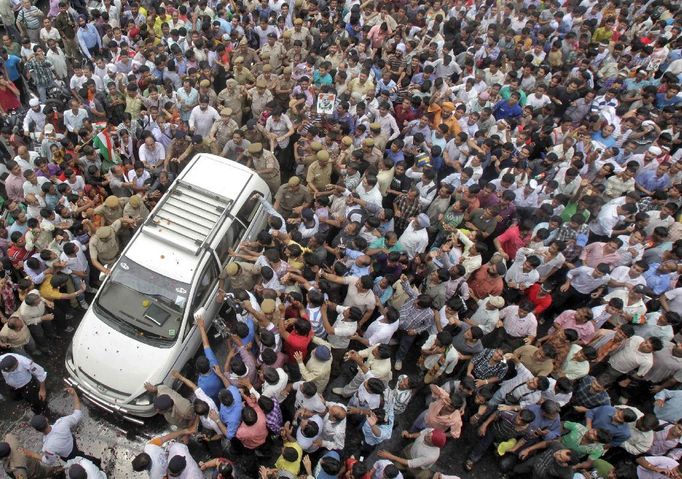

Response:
(220, 261), (261, 292)
(89, 219), (122, 264)
(217, 86), (244, 125)
(157, 385), (195, 428)
(306, 161), (333, 191)
(289, 27), (311, 47)
(93, 198), (128, 225)
(2, 433), (55, 479)
(251, 150), (281, 194)
(233, 66), (255, 86)
(209, 118), (239, 153)
(260, 42), (287, 72)
(248, 88), (274, 118)
(275, 184), (312, 216)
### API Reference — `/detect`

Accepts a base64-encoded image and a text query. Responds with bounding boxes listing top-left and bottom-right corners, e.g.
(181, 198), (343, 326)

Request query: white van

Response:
(65, 154), (271, 422)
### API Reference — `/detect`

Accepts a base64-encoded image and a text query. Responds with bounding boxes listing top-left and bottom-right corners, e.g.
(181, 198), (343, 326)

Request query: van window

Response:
(215, 222), (245, 264)
(189, 257), (220, 318)
(236, 194), (261, 224)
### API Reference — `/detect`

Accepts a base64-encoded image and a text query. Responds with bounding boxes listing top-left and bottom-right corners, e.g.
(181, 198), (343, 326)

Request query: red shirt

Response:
(283, 330), (312, 363)
(0, 85), (20, 112)
(496, 224), (530, 259)
(526, 283), (552, 315)
(467, 265), (504, 299)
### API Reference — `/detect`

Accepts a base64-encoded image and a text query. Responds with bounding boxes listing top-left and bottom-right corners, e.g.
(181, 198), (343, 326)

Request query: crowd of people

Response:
(0, 0), (681, 477)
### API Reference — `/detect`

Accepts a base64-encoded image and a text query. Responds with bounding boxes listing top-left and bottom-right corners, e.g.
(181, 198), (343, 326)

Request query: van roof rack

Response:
(141, 180), (233, 255)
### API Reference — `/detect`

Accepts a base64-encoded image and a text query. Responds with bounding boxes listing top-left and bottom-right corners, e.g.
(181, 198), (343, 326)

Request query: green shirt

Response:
(560, 202), (591, 223)
(369, 237), (405, 252)
(561, 421), (605, 461)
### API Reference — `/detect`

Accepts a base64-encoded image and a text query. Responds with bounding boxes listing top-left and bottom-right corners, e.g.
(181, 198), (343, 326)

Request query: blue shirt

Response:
(493, 99), (522, 120)
(361, 410), (394, 445)
(635, 169), (670, 192)
(198, 346), (223, 404)
(525, 403), (561, 440)
(3, 55), (21, 81)
(643, 263), (673, 295)
(386, 149), (404, 164)
(656, 92), (682, 109)
(585, 405), (631, 446)
(76, 24), (102, 59)
(219, 385), (243, 439)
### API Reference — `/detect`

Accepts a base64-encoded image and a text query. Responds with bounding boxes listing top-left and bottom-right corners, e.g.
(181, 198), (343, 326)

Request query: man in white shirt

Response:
(64, 457), (106, 479)
(0, 353), (47, 413)
(63, 99), (88, 133)
(589, 202), (637, 241)
(188, 95), (220, 137)
(599, 335), (663, 386)
(377, 428), (446, 472)
(398, 214), (430, 259)
(31, 388), (100, 467)
(166, 442), (203, 479)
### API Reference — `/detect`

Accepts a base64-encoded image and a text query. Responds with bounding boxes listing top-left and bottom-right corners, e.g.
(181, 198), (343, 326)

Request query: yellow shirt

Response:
(274, 442), (302, 476)
(39, 275), (62, 301)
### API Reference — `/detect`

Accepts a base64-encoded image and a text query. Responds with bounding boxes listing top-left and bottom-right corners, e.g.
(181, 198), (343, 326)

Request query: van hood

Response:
(71, 310), (176, 400)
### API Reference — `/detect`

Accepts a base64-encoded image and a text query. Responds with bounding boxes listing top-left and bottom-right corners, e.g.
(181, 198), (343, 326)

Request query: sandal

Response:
(464, 460), (475, 471)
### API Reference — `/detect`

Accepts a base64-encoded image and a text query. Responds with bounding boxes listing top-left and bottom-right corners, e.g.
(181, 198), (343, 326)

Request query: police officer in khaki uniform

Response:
(369, 122), (389, 153)
(219, 261), (260, 292)
(260, 32), (287, 73)
(94, 195), (128, 225)
(197, 79), (218, 107)
(232, 56), (255, 86)
(274, 66), (296, 108)
(296, 140), (322, 176)
(289, 18), (312, 49)
(247, 79), (274, 119)
(217, 79), (244, 126)
(235, 39), (260, 69)
(306, 150), (333, 194)
(144, 383), (195, 429)
(245, 142), (281, 195)
(361, 138), (383, 168)
(256, 64), (278, 88)
(208, 107), (239, 154)
(89, 218), (134, 275)
(0, 433), (60, 479)
(274, 176), (312, 218)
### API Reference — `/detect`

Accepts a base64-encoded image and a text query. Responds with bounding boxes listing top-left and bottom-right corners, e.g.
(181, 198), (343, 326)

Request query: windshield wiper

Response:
(146, 293), (180, 310)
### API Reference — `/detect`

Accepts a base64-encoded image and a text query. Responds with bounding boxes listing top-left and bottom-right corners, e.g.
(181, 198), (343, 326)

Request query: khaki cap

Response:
(261, 298), (276, 314)
(341, 136), (353, 146)
(262, 64), (272, 72)
(310, 141), (323, 151)
(248, 142), (263, 154)
(104, 195), (120, 208)
(255, 78), (267, 88)
(234, 56), (244, 64)
(224, 263), (239, 276)
(220, 107), (233, 117)
(199, 79), (211, 88)
(363, 138), (375, 146)
(294, 17), (303, 24)
(288, 176), (301, 186)
(96, 226), (113, 240)
(369, 122), (381, 131)
(317, 150), (330, 161)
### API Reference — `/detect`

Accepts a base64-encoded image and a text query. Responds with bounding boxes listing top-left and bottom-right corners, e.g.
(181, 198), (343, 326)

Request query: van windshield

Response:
(94, 256), (190, 342)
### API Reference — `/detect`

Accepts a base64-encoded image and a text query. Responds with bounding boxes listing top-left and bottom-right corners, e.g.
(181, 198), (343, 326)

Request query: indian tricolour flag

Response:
(92, 128), (113, 164)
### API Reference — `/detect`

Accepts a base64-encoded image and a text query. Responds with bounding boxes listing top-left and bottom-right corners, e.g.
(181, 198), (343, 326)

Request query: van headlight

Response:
(134, 393), (153, 406)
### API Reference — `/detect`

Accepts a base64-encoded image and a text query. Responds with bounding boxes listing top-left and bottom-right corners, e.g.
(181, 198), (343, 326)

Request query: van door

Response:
(173, 257), (220, 374)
